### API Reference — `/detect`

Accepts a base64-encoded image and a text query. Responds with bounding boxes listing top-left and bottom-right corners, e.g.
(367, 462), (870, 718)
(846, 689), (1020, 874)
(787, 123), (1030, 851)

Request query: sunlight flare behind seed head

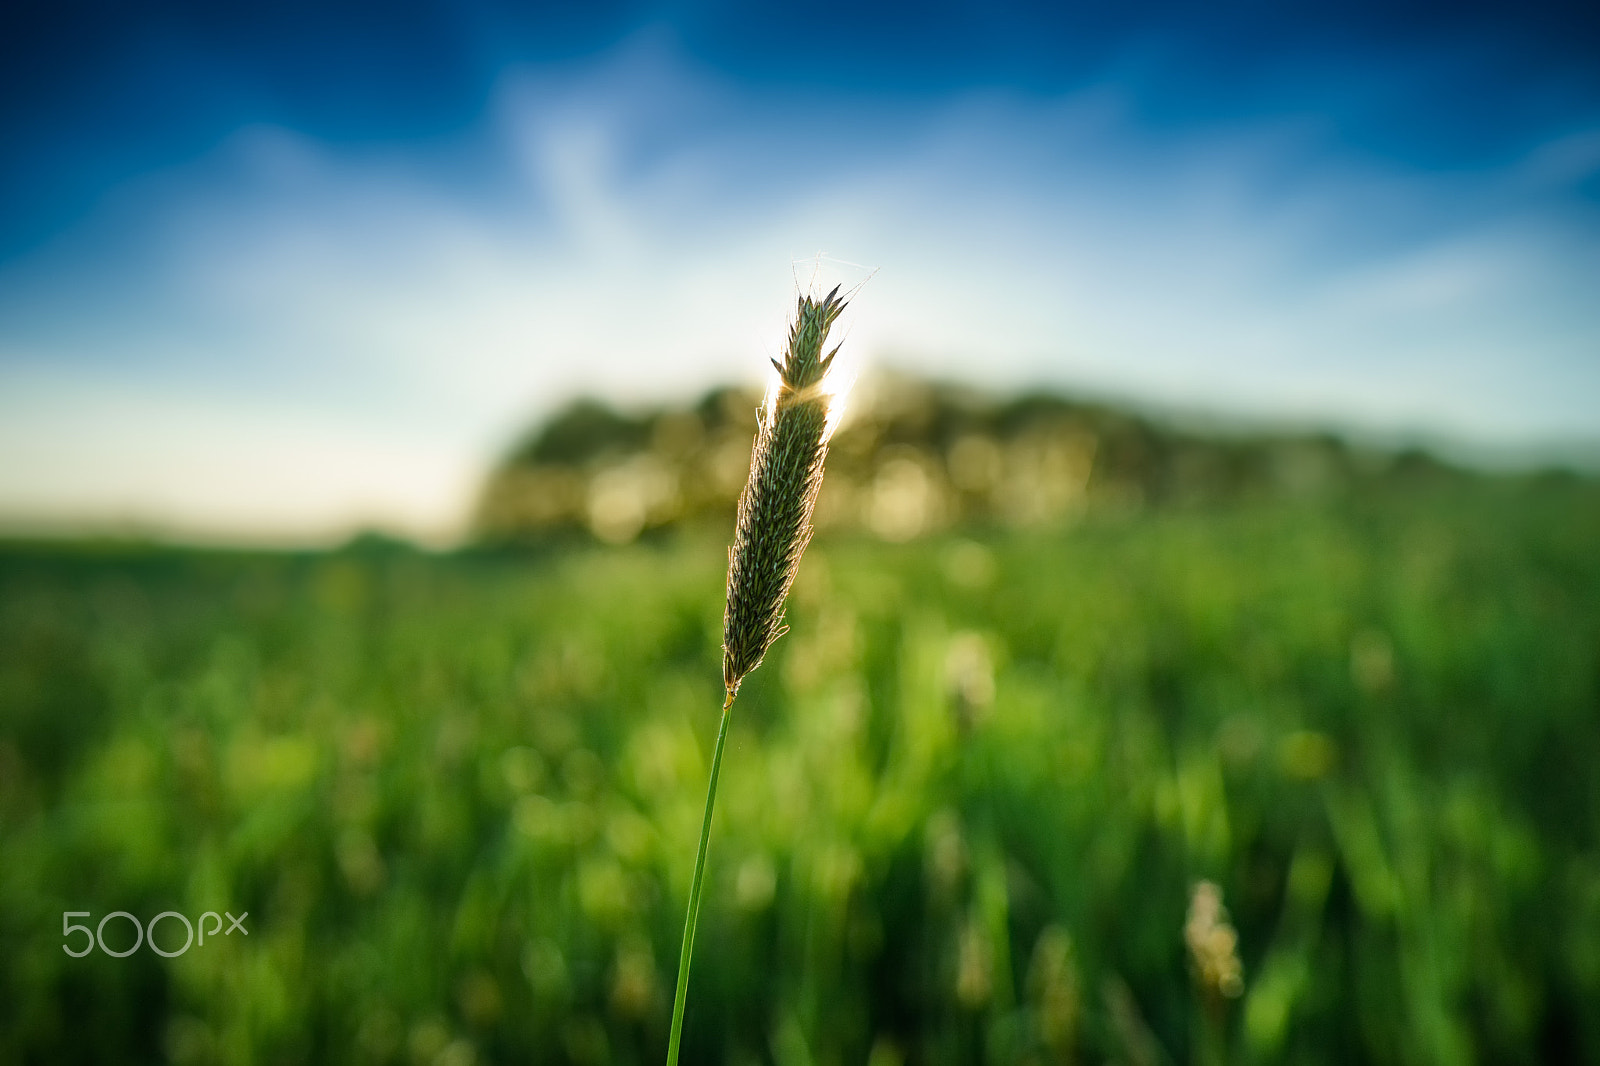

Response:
(818, 359), (857, 443)
(759, 353), (855, 442)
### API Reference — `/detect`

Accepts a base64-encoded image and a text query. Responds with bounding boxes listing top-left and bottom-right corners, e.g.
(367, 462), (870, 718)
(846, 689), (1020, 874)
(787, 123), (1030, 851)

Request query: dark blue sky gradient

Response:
(3, 0), (1597, 259)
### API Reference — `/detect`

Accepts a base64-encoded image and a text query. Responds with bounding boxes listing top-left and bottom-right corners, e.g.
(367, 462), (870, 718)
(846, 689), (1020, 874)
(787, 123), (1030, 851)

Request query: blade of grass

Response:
(666, 687), (736, 1066)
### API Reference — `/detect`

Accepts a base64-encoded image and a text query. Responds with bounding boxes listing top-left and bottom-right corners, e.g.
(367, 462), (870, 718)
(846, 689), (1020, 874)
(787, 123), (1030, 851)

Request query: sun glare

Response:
(819, 360), (857, 443)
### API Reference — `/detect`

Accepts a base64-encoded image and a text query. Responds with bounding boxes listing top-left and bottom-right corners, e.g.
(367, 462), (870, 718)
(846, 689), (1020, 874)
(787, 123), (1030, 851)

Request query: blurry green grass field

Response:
(2, 476), (1599, 1065)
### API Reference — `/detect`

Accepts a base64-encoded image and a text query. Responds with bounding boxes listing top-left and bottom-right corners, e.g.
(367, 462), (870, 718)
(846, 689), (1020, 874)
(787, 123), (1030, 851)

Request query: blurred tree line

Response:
(474, 374), (1468, 547)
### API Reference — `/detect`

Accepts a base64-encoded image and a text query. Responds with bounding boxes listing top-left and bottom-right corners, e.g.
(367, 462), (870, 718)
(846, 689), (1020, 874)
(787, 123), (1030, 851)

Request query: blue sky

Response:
(1, 1), (1597, 542)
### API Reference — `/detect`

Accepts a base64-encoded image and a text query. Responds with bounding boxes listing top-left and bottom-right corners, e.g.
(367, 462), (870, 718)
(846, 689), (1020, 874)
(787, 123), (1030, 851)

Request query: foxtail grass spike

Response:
(665, 285), (852, 1066)
(722, 284), (848, 694)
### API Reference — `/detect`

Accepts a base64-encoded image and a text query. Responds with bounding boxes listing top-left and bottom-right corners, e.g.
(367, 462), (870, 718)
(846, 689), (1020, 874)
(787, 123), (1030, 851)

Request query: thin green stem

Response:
(666, 688), (736, 1066)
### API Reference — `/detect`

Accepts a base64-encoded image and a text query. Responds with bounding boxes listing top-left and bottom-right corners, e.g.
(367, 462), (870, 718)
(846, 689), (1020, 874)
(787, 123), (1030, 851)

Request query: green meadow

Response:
(2, 473), (1599, 1064)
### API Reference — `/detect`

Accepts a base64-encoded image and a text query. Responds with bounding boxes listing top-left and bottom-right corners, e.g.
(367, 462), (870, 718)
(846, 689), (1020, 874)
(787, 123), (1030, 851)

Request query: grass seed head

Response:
(1185, 880), (1244, 1000)
(722, 285), (850, 694)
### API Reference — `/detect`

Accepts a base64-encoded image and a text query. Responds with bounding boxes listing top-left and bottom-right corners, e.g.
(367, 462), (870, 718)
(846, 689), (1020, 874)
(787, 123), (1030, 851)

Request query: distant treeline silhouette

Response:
(474, 373), (1470, 545)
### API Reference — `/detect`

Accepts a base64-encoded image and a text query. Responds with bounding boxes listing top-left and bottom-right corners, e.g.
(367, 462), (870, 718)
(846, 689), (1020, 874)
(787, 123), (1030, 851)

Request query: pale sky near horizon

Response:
(2, 3), (1597, 544)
